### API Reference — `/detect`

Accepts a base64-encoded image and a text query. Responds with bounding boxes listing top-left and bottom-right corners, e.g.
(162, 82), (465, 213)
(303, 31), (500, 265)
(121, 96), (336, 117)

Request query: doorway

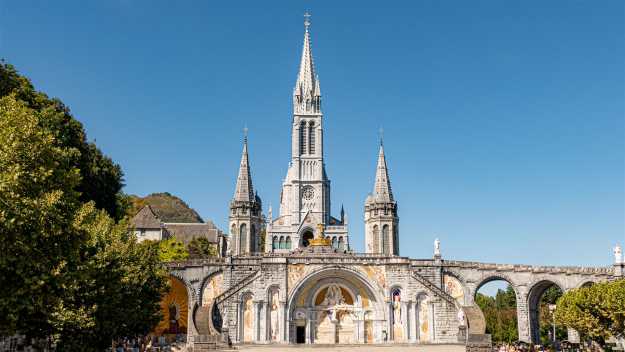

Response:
(296, 326), (306, 344)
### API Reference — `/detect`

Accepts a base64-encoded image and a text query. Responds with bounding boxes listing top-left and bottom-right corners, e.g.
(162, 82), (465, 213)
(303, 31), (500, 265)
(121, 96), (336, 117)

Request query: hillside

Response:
(129, 192), (203, 223)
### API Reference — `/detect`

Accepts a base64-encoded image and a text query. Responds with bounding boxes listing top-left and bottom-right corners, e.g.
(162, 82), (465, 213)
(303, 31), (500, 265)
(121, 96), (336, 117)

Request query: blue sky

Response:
(2, 1), (623, 269)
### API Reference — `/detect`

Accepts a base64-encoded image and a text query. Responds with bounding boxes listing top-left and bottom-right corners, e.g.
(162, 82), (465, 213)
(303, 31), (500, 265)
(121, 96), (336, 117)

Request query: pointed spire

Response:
(373, 143), (394, 202)
(233, 130), (255, 202)
(294, 12), (320, 101)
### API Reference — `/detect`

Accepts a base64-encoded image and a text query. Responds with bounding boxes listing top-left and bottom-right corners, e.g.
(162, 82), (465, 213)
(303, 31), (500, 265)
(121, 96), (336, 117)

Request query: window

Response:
(372, 225), (380, 253)
(279, 236), (285, 249)
(272, 236), (278, 251)
(286, 236), (292, 249)
(332, 237), (337, 249)
(239, 223), (248, 254)
(308, 121), (315, 154)
(382, 225), (390, 255)
(338, 237), (345, 250)
(299, 121), (307, 155)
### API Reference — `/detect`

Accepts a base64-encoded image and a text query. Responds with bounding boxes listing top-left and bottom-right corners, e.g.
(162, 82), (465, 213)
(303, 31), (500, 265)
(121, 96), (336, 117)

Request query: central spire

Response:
(294, 12), (321, 114)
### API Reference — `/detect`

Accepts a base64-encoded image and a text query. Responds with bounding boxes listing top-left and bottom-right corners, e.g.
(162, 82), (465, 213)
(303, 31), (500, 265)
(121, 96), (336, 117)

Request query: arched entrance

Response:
(301, 229), (314, 247)
(473, 276), (518, 343)
(528, 280), (564, 345)
(287, 267), (385, 344)
(153, 277), (189, 341)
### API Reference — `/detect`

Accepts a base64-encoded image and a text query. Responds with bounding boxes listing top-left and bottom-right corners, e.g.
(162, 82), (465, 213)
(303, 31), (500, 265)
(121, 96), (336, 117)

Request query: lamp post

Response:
(548, 304), (557, 349)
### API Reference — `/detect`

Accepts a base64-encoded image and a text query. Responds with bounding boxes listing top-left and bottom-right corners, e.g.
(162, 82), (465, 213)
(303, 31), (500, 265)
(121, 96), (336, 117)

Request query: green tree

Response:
(475, 285), (518, 344)
(187, 237), (218, 259)
(53, 204), (168, 351)
(555, 279), (625, 344)
(0, 61), (127, 220)
(158, 237), (189, 262)
(0, 95), (83, 339)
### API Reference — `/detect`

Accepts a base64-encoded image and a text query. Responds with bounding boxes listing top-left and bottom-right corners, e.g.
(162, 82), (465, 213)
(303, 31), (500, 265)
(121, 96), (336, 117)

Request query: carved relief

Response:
(362, 265), (386, 289)
(288, 264), (317, 294)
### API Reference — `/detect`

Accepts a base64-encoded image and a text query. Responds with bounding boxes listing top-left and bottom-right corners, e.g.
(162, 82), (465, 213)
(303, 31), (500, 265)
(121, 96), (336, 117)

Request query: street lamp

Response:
(548, 304), (557, 348)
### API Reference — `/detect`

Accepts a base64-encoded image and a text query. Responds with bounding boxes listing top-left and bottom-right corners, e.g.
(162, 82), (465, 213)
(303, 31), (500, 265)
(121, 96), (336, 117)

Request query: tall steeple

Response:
(229, 129), (263, 255)
(233, 131), (254, 202)
(364, 140), (399, 255)
(293, 12), (321, 114)
(373, 143), (394, 202)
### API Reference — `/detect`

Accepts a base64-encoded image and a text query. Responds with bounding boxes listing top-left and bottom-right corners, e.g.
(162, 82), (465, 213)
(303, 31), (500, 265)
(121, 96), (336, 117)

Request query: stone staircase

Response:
(410, 271), (457, 306)
(193, 270), (260, 350)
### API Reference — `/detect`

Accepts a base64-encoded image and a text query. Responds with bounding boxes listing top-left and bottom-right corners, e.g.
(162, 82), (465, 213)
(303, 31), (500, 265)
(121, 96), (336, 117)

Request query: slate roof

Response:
(163, 222), (222, 245)
(130, 205), (162, 229)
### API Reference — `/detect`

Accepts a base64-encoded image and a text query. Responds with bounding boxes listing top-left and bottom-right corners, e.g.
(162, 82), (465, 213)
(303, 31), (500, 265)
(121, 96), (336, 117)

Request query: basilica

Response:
(159, 16), (622, 350)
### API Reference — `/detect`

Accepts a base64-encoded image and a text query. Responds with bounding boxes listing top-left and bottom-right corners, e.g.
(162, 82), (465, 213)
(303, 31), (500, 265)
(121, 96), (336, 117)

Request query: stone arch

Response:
(287, 266), (386, 344)
(472, 273), (520, 301)
(299, 226), (315, 247)
(198, 269), (224, 306)
(576, 279), (597, 289)
(527, 279), (565, 344)
(154, 276), (190, 336)
(442, 270), (471, 304)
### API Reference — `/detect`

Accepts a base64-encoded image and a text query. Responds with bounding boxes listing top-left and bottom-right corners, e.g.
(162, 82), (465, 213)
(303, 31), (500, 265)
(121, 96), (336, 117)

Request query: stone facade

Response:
(161, 15), (624, 349)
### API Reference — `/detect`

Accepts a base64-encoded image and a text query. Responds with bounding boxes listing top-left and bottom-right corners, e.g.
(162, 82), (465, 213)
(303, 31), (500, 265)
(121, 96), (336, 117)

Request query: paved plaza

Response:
(237, 344), (466, 352)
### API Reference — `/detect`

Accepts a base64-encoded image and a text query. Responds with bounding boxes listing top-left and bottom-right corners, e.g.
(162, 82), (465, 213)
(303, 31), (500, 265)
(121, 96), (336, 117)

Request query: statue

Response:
(457, 309), (466, 326)
(321, 284), (345, 306)
(270, 291), (279, 340)
(434, 238), (441, 257)
(615, 244), (622, 264)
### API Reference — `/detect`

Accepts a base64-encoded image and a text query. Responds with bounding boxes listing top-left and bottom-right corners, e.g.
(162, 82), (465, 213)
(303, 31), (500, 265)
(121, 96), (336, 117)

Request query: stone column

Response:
(280, 301), (288, 343)
(388, 302), (394, 341)
(401, 301), (409, 341)
(305, 309), (312, 344)
(409, 301), (417, 343)
(516, 287), (531, 343)
(186, 295), (199, 346)
(254, 301), (263, 342)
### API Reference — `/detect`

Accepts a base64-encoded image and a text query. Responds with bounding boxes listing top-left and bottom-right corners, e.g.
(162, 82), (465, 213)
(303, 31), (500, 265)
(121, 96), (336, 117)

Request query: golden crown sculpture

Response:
(309, 223), (332, 246)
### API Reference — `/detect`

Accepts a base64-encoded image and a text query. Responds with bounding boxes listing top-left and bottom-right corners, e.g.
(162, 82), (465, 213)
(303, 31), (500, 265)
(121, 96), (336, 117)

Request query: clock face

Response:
(302, 186), (315, 201)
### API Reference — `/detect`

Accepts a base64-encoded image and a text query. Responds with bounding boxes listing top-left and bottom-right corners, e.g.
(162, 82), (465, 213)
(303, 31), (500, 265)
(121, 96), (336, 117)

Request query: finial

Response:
(243, 125), (249, 142)
(379, 127), (384, 146)
(304, 11), (311, 31)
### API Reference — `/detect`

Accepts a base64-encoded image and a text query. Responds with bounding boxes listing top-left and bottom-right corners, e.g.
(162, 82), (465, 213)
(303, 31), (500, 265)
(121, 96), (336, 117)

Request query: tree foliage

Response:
(475, 285), (519, 343)
(0, 63), (168, 349)
(0, 61), (127, 220)
(554, 279), (625, 343)
(187, 237), (218, 259)
(158, 237), (189, 262)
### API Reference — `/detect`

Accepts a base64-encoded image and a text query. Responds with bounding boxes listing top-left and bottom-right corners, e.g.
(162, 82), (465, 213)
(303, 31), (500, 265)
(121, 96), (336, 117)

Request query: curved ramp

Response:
(463, 305), (486, 335)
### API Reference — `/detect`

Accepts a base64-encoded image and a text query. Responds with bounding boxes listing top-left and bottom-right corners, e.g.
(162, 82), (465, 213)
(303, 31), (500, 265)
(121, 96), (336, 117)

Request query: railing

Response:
(214, 270), (259, 307)
(411, 271), (457, 307)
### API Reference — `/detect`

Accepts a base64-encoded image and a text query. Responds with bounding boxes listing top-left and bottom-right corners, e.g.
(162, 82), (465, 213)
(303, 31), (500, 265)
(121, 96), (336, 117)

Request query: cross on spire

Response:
(304, 11), (311, 30)
(243, 125), (248, 142)
(379, 127), (384, 146)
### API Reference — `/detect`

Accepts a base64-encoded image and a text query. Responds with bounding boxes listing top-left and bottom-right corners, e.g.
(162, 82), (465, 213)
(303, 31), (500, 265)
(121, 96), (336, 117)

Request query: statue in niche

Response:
(392, 290), (402, 325)
(270, 291), (279, 340)
(321, 284), (345, 306)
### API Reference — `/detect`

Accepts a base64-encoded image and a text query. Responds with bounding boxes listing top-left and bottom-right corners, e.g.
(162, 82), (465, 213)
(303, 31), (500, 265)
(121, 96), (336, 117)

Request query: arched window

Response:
(250, 224), (256, 253)
(382, 225), (390, 255)
(272, 236), (278, 251)
(338, 237), (344, 250)
(308, 121), (315, 154)
(279, 236), (285, 249)
(332, 237), (337, 249)
(239, 223), (248, 254)
(299, 121), (307, 155)
(393, 227), (399, 255)
(372, 225), (380, 253)
(286, 236), (292, 249)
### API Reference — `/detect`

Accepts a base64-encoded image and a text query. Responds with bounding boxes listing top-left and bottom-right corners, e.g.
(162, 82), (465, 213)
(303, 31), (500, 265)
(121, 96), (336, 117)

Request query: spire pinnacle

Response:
(233, 130), (255, 202)
(293, 12), (321, 113)
(372, 143), (394, 202)
(304, 11), (311, 31)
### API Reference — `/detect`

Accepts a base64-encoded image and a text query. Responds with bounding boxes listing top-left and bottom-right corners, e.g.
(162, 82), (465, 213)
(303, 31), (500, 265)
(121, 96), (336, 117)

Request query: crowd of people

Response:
(111, 334), (186, 352)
